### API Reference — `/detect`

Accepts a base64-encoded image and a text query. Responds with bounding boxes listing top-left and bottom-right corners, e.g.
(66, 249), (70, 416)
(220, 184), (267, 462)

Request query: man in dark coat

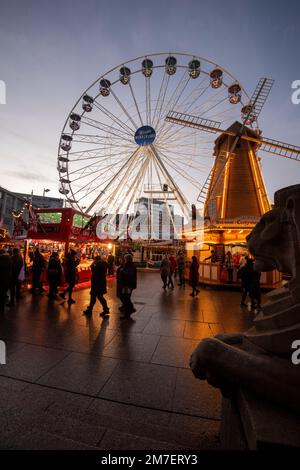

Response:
(84, 256), (109, 316)
(30, 248), (45, 294)
(60, 250), (80, 304)
(0, 249), (12, 313)
(117, 254), (137, 315)
(9, 248), (23, 305)
(47, 252), (62, 300)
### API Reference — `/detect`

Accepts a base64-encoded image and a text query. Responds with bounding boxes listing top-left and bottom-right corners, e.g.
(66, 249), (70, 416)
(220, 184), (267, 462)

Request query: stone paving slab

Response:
(0, 271), (250, 449)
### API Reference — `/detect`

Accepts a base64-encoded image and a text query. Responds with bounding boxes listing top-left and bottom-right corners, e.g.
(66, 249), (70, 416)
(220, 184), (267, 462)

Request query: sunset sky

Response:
(0, 0), (299, 203)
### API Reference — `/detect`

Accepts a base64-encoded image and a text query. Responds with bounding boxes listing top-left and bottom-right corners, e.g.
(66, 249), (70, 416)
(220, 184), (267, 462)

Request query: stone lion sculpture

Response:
(190, 184), (300, 413)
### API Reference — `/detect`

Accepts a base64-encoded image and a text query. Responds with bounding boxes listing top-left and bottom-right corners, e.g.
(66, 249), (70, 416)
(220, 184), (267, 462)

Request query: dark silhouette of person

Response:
(47, 252), (62, 300)
(225, 251), (234, 283)
(30, 248), (45, 294)
(160, 255), (170, 290)
(177, 251), (186, 287)
(84, 256), (109, 316)
(60, 250), (79, 304)
(204, 249), (217, 263)
(168, 254), (176, 288)
(107, 253), (115, 276)
(117, 253), (137, 315)
(0, 249), (12, 313)
(250, 270), (262, 310)
(238, 257), (254, 307)
(189, 255), (200, 297)
(9, 248), (23, 305)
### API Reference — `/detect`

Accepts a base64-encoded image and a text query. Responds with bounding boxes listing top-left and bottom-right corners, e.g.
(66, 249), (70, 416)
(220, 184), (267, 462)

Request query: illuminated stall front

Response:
(26, 208), (115, 282)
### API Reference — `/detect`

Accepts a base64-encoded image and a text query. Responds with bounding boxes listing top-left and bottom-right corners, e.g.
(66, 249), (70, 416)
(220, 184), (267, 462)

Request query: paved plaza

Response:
(0, 272), (252, 450)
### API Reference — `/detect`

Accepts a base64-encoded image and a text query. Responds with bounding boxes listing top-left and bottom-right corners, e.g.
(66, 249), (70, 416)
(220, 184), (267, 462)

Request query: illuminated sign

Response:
(134, 126), (156, 146)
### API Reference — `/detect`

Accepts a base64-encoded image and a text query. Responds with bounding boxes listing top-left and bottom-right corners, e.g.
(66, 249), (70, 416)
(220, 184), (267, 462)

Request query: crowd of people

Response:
(0, 245), (262, 316)
(159, 251), (200, 297)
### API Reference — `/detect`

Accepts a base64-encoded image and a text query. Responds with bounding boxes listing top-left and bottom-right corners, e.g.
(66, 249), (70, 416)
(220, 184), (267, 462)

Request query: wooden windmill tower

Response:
(166, 78), (300, 256)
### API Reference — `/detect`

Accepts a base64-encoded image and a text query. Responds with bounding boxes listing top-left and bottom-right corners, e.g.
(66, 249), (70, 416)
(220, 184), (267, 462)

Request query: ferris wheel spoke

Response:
(71, 166), (119, 196)
(106, 156), (148, 216)
(149, 145), (189, 218)
(110, 88), (139, 130)
(157, 79), (211, 141)
(67, 148), (134, 162)
(145, 76), (151, 125)
(70, 134), (135, 145)
(155, 69), (190, 137)
(152, 161), (178, 234)
(86, 147), (141, 213)
(151, 69), (169, 129)
(81, 116), (134, 143)
(157, 149), (202, 190)
(68, 154), (131, 179)
(71, 148), (139, 198)
(179, 75), (210, 111)
(118, 156), (149, 216)
(129, 82), (144, 127)
(195, 95), (228, 117)
(93, 100), (135, 135)
(66, 144), (134, 160)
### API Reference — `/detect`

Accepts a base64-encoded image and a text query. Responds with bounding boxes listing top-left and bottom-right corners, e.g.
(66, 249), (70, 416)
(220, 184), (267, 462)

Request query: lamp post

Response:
(43, 188), (50, 197)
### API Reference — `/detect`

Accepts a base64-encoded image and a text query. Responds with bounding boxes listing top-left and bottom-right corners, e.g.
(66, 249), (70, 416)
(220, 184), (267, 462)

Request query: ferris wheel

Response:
(57, 52), (252, 223)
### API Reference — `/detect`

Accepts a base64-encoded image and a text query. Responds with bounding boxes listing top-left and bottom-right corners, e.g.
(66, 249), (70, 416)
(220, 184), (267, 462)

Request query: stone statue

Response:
(190, 184), (300, 413)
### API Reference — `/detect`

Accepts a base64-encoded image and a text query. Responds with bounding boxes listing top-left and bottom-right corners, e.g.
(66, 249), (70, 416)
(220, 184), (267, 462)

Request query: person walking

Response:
(8, 248), (23, 306)
(168, 254), (177, 289)
(225, 251), (234, 283)
(117, 254), (137, 315)
(250, 269), (262, 311)
(30, 248), (45, 294)
(60, 250), (79, 304)
(47, 252), (62, 300)
(160, 255), (170, 290)
(107, 253), (115, 276)
(84, 256), (109, 316)
(0, 249), (12, 314)
(177, 251), (186, 287)
(189, 256), (200, 297)
(238, 257), (254, 307)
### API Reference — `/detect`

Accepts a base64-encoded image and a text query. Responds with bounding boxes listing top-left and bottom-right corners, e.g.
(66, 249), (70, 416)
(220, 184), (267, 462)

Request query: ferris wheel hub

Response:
(134, 125), (156, 146)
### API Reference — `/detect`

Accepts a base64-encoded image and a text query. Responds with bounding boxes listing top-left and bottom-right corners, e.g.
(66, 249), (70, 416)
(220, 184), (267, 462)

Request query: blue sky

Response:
(0, 0), (299, 203)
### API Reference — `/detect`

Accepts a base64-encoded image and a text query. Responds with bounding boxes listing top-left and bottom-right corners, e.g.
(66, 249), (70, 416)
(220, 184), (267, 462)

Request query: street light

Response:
(43, 188), (50, 197)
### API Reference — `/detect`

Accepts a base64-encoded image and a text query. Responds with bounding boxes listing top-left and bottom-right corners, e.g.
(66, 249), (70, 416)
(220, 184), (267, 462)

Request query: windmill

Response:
(166, 78), (300, 225)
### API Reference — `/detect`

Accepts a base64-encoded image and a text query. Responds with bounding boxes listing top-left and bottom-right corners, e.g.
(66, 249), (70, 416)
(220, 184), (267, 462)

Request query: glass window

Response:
(73, 213), (90, 228)
(38, 212), (62, 224)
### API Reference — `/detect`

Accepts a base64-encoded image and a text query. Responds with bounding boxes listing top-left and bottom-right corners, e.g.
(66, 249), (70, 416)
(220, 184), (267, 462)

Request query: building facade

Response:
(0, 186), (64, 235)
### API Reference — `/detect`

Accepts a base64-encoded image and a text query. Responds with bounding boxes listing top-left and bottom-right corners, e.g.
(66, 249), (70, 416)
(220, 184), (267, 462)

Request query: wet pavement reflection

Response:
(0, 272), (253, 449)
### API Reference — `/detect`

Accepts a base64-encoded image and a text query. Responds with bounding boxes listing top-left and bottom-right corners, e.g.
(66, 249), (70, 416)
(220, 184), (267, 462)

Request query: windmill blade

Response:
(197, 168), (213, 203)
(246, 78), (274, 123)
(259, 137), (300, 161)
(165, 111), (222, 133)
